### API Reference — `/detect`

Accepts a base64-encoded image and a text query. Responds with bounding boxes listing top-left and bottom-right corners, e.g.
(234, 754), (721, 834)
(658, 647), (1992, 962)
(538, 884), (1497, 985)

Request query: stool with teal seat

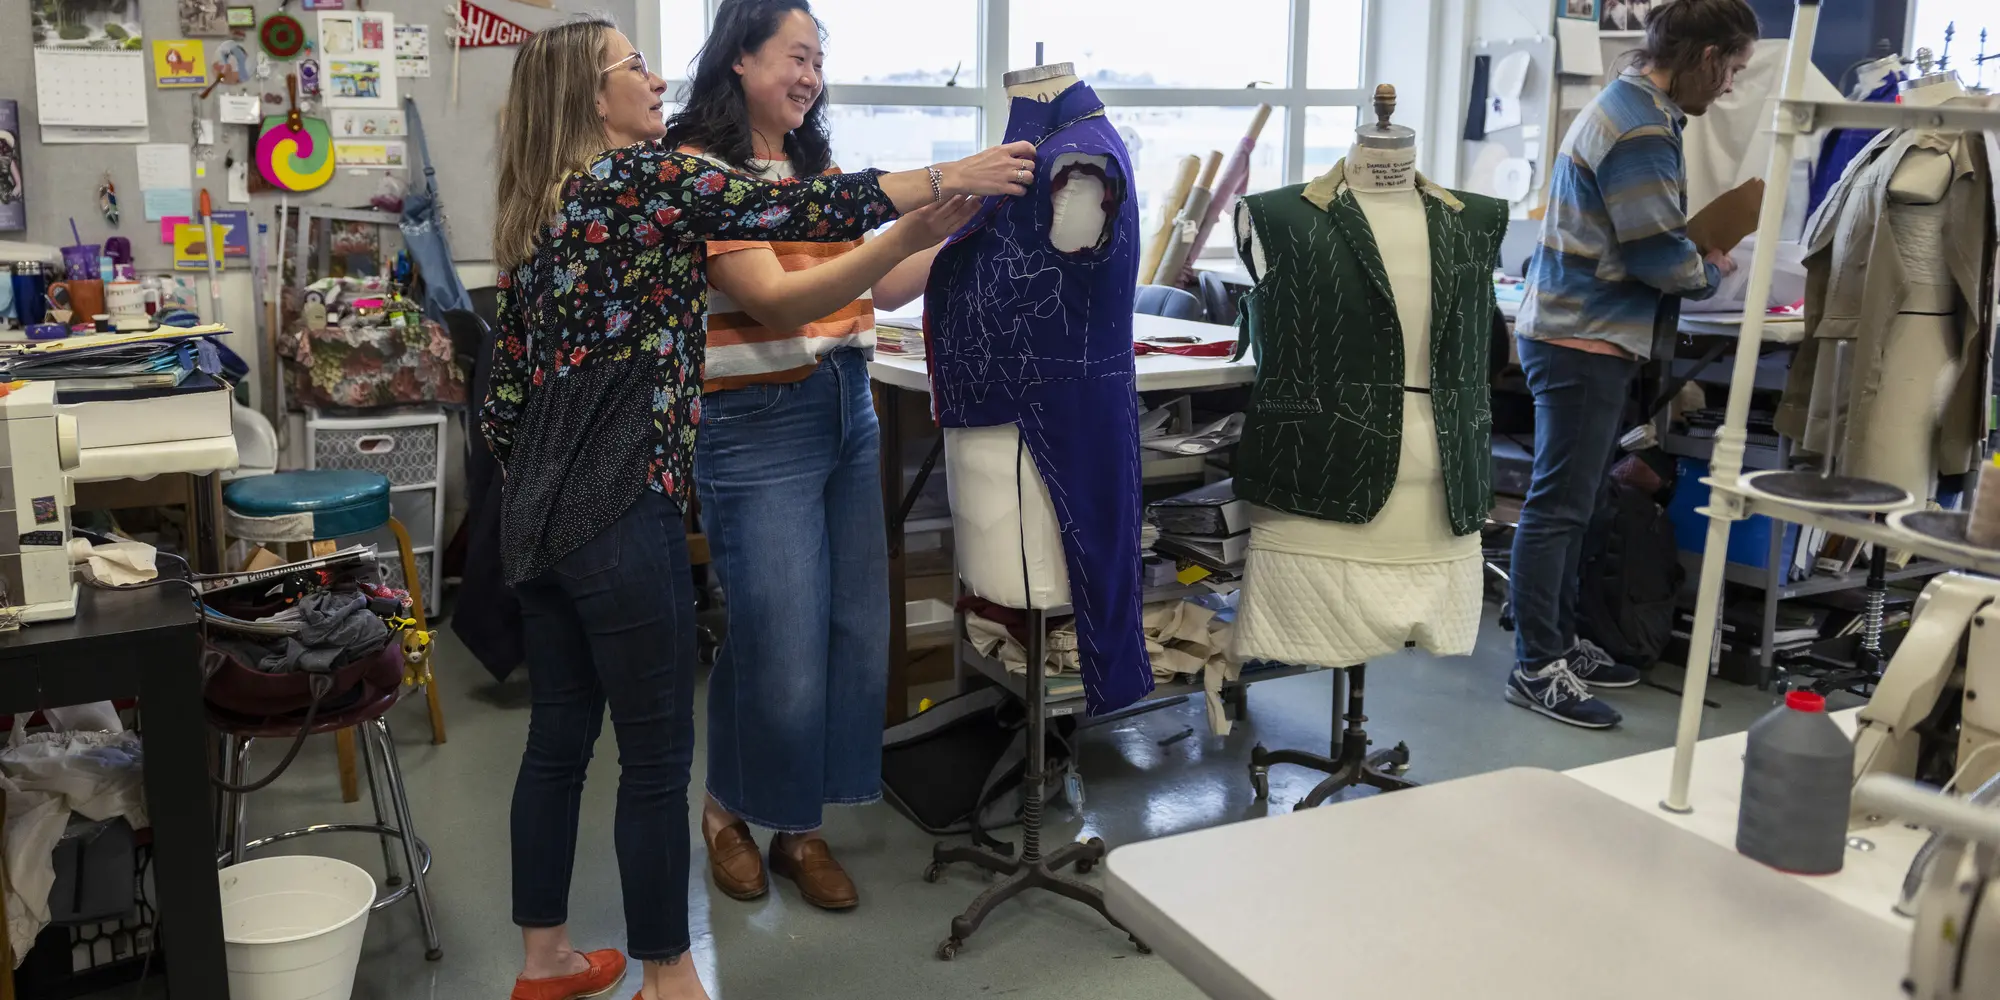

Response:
(222, 469), (446, 802)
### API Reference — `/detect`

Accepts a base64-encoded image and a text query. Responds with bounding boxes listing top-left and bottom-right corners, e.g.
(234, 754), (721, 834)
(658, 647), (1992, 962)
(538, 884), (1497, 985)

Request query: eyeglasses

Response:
(601, 52), (650, 77)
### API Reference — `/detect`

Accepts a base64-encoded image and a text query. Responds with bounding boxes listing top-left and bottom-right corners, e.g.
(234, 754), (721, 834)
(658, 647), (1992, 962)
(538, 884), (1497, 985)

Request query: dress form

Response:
(945, 63), (1119, 609)
(1815, 65), (1971, 501)
(1230, 87), (1482, 668)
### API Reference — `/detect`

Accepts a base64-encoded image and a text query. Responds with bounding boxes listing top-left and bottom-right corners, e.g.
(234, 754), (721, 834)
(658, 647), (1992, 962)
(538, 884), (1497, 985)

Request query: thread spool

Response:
(1967, 454), (2000, 548)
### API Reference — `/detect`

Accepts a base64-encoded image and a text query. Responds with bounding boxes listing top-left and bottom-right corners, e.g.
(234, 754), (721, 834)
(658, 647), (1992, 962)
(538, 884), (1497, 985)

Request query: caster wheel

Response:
(923, 861), (947, 883)
(425, 947), (443, 961)
(937, 938), (962, 961)
(1133, 938), (1152, 955)
(1250, 766), (1270, 800)
(1075, 858), (1096, 875)
(385, 875), (404, 887)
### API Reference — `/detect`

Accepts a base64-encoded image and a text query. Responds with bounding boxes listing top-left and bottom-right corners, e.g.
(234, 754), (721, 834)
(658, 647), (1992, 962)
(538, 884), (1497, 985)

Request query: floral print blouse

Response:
(481, 143), (898, 584)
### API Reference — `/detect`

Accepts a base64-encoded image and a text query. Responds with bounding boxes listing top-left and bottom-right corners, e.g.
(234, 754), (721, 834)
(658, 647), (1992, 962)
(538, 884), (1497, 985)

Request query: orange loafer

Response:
(510, 948), (628, 1000)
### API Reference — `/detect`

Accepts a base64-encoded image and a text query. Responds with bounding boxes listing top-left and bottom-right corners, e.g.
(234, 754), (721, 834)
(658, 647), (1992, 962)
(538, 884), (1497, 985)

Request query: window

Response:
(650, 0), (1387, 207)
(657, 0), (708, 82)
(1908, 0), (1993, 82)
(1010, 0), (1292, 89)
(1301, 106), (1360, 182)
(1106, 107), (1288, 229)
(826, 106), (981, 174)
(812, 0), (980, 85)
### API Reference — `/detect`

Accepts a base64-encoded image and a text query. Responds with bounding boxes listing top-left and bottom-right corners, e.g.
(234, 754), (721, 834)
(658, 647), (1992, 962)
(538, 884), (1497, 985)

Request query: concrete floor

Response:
(94, 614), (1785, 1000)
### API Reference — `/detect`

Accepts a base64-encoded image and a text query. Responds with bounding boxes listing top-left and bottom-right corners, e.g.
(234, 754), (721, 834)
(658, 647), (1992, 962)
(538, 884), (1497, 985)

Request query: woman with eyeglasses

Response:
(489, 17), (1034, 1000)
(662, 0), (973, 914)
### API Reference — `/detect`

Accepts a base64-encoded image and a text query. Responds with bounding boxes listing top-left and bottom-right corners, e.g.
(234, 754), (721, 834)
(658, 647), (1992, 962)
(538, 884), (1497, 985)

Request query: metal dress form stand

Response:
(1665, 0), (2000, 813)
(1248, 662), (1416, 807)
(1242, 87), (1425, 811)
(924, 603), (1147, 960)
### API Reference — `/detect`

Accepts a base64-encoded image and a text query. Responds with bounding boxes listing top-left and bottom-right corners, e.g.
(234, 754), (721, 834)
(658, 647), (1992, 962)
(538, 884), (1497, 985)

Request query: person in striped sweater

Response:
(664, 0), (976, 912)
(1507, 0), (1755, 729)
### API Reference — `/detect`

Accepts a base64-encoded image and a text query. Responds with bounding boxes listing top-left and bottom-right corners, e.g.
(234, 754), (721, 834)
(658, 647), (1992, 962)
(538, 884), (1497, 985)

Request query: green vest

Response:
(1232, 167), (1506, 537)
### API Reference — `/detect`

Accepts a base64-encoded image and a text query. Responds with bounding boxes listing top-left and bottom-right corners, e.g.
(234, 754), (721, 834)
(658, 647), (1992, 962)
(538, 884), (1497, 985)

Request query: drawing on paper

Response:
(178, 0), (230, 36)
(333, 141), (406, 169)
(332, 109), (407, 137)
(328, 61), (385, 100)
(360, 17), (386, 50)
(321, 17), (357, 54)
(32, 0), (145, 51)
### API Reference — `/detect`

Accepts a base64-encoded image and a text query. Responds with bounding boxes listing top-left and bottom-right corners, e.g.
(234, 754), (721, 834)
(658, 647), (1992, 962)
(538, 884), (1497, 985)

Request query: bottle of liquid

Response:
(1737, 690), (1854, 874)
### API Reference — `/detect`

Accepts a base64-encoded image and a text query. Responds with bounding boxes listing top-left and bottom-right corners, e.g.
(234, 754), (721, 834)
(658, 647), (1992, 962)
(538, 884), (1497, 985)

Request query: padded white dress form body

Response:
(946, 76), (1116, 609)
(1231, 150), (1483, 668)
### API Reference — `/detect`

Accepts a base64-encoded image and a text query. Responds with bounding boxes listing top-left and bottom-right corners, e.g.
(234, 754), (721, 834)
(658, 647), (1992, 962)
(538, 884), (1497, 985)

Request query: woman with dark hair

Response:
(1505, 0), (1755, 730)
(663, 0), (968, 912)
(489, 15), (1033, 1000)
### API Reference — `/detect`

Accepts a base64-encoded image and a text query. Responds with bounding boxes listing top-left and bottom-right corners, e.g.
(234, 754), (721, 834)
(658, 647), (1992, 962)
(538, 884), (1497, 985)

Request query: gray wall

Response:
(4, 0), (637, 270)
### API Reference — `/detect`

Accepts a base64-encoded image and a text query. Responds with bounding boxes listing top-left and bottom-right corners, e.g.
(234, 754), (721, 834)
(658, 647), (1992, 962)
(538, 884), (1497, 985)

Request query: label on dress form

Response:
(1347, 146), (1416, 190)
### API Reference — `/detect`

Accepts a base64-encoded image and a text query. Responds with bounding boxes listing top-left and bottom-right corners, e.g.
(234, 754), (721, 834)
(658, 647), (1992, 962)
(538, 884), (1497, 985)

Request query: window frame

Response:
(639, 0), (1397, 191)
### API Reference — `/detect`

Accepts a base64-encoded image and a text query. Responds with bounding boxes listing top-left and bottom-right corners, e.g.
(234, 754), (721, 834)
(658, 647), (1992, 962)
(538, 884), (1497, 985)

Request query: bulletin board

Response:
(1, 0), (631, 272)
(1459, 36), (1559, 222)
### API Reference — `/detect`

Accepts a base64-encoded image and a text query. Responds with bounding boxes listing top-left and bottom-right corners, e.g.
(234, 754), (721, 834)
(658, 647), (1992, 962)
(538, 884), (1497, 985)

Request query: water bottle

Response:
(1737, 690), (1853, 874)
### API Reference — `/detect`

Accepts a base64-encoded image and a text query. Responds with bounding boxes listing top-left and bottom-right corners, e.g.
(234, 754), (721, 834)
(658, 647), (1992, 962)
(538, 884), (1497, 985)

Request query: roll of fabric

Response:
(1152, 151), (1221, 285)
(1140, 155), (1201, 285)
(1180, 104), (1272, 286)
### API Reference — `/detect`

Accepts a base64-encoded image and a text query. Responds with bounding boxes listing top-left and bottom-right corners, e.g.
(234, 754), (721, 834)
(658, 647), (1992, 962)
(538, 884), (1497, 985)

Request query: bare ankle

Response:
(642, 955), (709, 1000)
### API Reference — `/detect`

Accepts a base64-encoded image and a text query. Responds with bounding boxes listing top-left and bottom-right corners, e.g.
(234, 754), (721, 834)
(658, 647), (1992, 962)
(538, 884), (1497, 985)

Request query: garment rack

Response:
(1664, 0), (2000, 813)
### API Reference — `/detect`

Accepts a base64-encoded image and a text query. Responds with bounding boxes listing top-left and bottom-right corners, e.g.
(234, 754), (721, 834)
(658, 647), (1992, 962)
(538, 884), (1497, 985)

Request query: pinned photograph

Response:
(1600, 0), (1653, 35)
(178, 0), (230, 36)
(32, 0), (145, 50)
(1561, 0), (1598, 20)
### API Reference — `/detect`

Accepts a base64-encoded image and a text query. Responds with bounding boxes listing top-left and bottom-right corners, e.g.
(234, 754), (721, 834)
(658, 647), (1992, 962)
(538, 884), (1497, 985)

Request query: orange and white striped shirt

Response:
(686, 149), (876, 391)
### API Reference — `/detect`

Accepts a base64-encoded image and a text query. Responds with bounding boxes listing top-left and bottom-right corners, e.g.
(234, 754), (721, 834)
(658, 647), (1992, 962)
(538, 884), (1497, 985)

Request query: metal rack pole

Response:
(1663, 0), (1823, 814)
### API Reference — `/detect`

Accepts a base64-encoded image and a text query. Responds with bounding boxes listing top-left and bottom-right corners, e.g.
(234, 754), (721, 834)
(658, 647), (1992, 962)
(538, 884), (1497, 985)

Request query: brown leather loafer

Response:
(769, 838), (858, 910)
(705, 820), (767, 901)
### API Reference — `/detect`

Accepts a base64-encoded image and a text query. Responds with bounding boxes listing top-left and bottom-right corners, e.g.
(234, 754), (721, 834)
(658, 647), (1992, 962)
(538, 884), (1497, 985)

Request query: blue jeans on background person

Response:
(1509, 336), (1639, 671)
(696, 347), (890, 833)
(510, 490), (699, 962)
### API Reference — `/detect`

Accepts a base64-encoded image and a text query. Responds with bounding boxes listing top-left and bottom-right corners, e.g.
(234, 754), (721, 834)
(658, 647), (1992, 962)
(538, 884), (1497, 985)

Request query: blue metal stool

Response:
(222, 469), (445, 802)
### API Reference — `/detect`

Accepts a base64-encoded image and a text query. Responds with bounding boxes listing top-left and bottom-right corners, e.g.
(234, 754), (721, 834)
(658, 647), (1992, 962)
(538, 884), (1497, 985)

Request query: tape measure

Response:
(260, 14), (304, 58)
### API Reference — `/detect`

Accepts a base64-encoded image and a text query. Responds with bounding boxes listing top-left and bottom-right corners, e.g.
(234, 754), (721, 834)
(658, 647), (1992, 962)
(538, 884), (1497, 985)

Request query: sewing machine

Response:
(1851, 572), (2000, 809)
(0, 381), (80, 626)
(1855, 774), (2000, 999)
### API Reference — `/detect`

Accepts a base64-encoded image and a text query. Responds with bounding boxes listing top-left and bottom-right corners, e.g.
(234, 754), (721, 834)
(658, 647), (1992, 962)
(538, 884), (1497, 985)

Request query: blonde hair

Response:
(493, 16), (616, 271)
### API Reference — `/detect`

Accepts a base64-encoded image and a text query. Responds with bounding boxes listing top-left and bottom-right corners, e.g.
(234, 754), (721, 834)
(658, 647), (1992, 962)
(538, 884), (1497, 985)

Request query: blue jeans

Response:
(1509, 337), (1638, 670)
(696, 348), (889, 832)
(510, 490), (698, 962)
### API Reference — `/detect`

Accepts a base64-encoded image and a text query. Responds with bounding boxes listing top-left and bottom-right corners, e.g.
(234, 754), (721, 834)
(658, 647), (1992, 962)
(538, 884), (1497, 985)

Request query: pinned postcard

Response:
(152, 39), (208, 88)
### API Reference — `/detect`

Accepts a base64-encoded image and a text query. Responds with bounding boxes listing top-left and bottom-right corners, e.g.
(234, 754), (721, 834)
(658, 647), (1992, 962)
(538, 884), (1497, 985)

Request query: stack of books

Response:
(1146, 479), (1250, 580)
(874, 318), (925, 360)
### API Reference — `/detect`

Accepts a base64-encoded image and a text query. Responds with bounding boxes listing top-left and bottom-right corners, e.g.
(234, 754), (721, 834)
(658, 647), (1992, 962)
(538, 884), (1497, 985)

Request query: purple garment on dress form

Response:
(922, 81), (1152, 717)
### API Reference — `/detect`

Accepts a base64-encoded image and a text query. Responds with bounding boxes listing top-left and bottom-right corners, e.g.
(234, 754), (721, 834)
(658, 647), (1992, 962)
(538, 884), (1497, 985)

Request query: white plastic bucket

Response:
(218, 856), (377, 1000)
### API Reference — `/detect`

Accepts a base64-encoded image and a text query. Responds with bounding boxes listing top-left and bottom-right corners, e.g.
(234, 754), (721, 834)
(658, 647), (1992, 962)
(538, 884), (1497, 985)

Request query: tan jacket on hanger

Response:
(1775, 127), (1993, 478)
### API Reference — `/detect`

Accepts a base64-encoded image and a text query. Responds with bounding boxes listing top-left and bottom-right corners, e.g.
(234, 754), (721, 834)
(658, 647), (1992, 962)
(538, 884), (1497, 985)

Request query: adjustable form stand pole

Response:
(1248, 663), (1417, 808)
(925, 606), (1147, 960)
